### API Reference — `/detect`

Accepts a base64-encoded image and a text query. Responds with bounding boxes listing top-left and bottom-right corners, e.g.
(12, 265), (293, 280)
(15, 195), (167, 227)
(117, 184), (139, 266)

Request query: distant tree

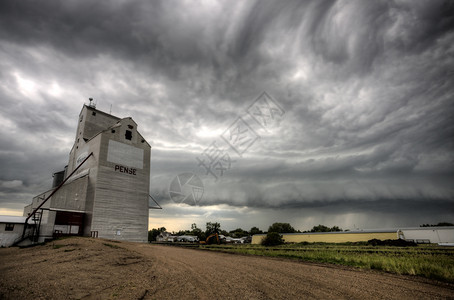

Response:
(175, 230), (190, 236)
(267, 223), (297, 233)
(229, 228), (249, 238)
(190, 224), (204, 240)
(420, 222), (454, 227)
(309, 225), (343, 232)
(261, 232), (284, 246)
(249, 227), (263, 235)
(220, 229), (230, 236)
(148, 227), (166, 242)
(205, 222), (221, 236)
(310, 225), (330, 232)
(437, 222), (453, 226)
(199, 232), (207, 241)
(330, 226), (343, 232)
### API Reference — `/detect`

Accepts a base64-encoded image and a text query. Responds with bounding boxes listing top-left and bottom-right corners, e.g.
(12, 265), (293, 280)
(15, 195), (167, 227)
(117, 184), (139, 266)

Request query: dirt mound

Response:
(0, 237), (153, 299)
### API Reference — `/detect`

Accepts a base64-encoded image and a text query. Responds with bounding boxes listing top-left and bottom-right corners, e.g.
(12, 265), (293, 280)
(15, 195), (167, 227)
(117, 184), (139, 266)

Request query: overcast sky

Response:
(1, 0), (453, 232)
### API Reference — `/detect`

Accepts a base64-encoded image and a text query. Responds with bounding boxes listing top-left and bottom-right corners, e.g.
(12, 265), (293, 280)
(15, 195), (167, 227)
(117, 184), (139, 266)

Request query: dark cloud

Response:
(1, 0), (453, 229)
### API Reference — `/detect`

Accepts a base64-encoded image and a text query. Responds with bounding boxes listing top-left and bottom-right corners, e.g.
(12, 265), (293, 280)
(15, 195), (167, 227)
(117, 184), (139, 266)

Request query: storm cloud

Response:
(1, 0), (453, 231)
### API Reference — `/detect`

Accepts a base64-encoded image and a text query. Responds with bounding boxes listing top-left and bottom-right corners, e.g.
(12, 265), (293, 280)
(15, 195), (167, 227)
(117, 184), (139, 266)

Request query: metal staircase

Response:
(17, 152), (94, 245)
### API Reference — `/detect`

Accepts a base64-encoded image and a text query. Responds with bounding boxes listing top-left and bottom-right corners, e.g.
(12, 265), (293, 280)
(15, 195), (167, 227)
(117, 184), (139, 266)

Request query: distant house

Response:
(156, 232), (198, 243)
(176, 235), (199, 243)
(225, 236), (245, 244)
(156, 232), (177, 242)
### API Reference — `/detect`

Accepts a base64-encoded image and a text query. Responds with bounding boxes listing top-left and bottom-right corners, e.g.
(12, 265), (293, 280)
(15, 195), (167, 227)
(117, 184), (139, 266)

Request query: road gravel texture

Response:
(0, 237), (453, 299)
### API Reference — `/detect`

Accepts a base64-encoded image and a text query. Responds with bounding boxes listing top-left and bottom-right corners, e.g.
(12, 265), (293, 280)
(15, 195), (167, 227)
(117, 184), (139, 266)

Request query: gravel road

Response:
(0, 237), (453, 299)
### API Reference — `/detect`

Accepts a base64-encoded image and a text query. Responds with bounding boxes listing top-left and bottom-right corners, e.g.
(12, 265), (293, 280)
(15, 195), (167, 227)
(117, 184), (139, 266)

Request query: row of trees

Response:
(148, 222), (348, 242)
(263, 223), (343, 246)
(266, 223), (343, 233)
(420, 222), (453, 227)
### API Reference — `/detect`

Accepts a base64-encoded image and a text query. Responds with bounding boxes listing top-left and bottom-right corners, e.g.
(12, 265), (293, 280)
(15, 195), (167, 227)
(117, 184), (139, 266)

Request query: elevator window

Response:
(125, 130), (132, 140)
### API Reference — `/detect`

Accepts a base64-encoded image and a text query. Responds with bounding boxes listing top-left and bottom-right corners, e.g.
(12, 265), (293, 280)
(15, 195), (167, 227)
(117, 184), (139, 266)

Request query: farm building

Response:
(251, 227), (454, 245)
(397, 227), (454, 245)
(0, 216), (34, 247)
(156, 231), (177, 243)
(19, 101), (151, 244)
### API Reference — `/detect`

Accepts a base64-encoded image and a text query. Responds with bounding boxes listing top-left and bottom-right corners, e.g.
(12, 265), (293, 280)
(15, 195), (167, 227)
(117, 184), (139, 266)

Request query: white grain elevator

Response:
(23, 102), (151, 242)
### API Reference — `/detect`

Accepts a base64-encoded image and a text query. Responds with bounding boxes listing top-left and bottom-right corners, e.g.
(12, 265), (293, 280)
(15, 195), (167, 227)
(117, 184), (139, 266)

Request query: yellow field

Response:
(252, 232), (397, 244)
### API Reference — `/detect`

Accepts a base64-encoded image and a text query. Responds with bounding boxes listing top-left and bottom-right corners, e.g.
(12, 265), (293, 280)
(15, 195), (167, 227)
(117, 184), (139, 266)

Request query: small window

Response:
(125, 130), (132, 140)
(111, 129), (116, 133)
(92, 111), (96, 116)
(5, 223), (14, 231)
(128, 125), (134, 129)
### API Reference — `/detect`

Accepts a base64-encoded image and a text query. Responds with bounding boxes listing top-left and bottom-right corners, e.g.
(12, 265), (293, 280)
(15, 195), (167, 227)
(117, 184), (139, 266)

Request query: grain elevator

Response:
(23, 101), (151, 243)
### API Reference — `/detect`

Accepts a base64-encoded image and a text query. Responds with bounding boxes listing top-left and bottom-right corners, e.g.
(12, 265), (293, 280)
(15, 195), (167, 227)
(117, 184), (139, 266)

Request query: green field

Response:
(200, 243), (454, 283)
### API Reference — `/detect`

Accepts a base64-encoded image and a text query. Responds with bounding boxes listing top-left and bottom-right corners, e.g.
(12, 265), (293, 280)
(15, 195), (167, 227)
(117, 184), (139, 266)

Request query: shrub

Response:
(368, 239), (416, 247)
(262, 232), (284, 246)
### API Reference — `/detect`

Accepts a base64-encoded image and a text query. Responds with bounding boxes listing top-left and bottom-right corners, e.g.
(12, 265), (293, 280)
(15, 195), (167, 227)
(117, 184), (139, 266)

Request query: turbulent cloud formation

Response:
(1, 0), (453, 231)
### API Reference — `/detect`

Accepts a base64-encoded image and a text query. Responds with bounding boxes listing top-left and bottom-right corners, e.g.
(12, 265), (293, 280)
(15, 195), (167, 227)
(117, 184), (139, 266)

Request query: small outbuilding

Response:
(0, 216), (34, 247)
(398, 227), (454, 245)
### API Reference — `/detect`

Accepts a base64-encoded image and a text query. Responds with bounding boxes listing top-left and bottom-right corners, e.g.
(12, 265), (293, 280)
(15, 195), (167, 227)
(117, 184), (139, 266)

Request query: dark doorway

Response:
(54, 211), (85, 236)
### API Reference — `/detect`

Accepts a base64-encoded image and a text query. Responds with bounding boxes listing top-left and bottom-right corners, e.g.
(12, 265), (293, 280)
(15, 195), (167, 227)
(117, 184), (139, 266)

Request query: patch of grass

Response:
(103, 243), (120, 249)
(52, 244), (65, 249)
(201, 243), (454, 283)
(18, 242), (46, 249)
(54, 236), (73, 240)
(64, 248), (76, 252)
